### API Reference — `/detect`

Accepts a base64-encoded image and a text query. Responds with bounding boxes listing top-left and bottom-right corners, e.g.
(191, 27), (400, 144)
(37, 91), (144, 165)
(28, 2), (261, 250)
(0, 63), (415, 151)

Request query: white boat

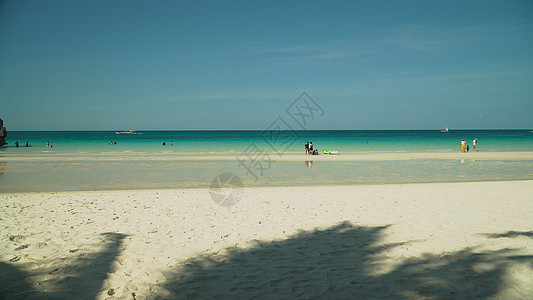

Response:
(115, 130), (142, 135)
(440, 126), (449, 133)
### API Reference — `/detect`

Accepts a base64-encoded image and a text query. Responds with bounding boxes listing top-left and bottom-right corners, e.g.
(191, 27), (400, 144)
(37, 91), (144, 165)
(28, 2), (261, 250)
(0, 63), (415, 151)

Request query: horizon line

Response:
(4, 128), (533, 132)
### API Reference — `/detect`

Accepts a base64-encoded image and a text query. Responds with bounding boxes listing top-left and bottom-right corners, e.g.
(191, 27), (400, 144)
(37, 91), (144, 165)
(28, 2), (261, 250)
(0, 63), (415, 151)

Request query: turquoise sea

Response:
(1, 130), (532, 192)
(3, 130), (533, 154)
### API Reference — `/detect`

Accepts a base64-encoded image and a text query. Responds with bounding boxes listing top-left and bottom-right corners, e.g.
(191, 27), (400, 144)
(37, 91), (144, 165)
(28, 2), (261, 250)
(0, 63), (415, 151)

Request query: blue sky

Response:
(0, 0), (532, 130)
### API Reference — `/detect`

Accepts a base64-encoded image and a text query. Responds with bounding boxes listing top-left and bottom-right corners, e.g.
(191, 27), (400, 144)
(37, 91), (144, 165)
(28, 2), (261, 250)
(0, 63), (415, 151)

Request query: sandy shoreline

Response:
(1, 181), (532, 298)
(3, 150), (533, 162)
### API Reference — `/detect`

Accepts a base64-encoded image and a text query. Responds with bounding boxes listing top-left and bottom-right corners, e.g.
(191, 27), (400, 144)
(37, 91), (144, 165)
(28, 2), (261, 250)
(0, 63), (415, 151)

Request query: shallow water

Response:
(1, 130), (532, 192)
(1, 158), (532, 192)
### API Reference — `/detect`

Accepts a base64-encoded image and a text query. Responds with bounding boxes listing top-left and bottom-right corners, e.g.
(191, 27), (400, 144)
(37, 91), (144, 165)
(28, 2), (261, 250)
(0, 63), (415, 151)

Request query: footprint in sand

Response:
(14, 244), (29, 251)
(9, 235), (26, 242)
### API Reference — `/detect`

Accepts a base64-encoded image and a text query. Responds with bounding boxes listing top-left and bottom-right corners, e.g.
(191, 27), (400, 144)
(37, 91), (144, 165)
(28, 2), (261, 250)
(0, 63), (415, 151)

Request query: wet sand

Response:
(2, 150), (533, 162)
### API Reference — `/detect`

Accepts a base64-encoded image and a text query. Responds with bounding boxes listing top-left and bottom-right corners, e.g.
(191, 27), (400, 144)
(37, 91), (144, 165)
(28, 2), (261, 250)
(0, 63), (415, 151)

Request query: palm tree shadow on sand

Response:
(159, 221), (533, 299)
(1, 224), (532, 299)
(483, 230), (533, 239)
(0, 232), (127, 299)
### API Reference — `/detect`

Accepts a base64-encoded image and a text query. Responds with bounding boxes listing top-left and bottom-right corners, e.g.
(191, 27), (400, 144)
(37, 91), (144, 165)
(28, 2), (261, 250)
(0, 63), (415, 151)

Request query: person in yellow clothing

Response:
(461, 139), (466, 153)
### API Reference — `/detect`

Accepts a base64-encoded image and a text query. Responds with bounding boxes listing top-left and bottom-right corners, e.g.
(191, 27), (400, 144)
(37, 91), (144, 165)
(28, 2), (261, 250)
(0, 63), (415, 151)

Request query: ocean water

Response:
(3, 130), (533, 154)
(1, 130), (532, 192)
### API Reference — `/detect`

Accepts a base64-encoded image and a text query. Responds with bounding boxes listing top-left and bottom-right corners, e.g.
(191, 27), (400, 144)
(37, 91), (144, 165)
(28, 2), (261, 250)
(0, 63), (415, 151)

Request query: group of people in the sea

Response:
(305, 142), (318, 155)
(13, 140), (178, 147)
(15, 141), (54, 148)
(14, 141), (32, 147)
(13, 141), (54, 148)
(461, 138), (478, 153)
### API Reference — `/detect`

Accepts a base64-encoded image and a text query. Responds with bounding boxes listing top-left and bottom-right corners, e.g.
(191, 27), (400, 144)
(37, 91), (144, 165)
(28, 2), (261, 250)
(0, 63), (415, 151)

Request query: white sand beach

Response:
(1, 181), (532, 299)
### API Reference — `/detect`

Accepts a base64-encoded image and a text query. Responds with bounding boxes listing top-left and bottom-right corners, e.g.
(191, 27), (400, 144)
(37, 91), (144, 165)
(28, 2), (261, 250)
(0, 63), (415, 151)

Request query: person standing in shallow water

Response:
(305, 142), (309, 155)
(461, 139), (466, 153)
(473, 138), (478, 151)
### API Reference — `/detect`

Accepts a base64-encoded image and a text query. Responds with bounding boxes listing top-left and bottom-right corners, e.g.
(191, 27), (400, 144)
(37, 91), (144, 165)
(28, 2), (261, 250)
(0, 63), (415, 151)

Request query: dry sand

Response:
(1, 181), (532, 299)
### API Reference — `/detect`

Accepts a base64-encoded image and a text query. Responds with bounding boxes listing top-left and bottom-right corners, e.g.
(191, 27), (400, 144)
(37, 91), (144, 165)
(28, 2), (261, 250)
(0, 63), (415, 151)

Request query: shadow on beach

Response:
(0, 232), (127, 299)
(1, 224), (532, 299)
(484, 230), (533, 239)
(160, 221), (533, 299)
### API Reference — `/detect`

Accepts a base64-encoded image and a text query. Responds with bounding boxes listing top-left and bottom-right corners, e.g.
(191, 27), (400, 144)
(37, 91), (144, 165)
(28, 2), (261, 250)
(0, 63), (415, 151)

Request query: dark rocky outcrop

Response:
(0, 118), (6, 146)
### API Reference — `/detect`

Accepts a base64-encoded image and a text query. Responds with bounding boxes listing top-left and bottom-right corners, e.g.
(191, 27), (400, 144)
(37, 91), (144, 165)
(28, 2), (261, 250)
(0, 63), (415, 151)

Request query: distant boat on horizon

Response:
(115, 130), (142, 135)
(440, 126), (449, 133)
